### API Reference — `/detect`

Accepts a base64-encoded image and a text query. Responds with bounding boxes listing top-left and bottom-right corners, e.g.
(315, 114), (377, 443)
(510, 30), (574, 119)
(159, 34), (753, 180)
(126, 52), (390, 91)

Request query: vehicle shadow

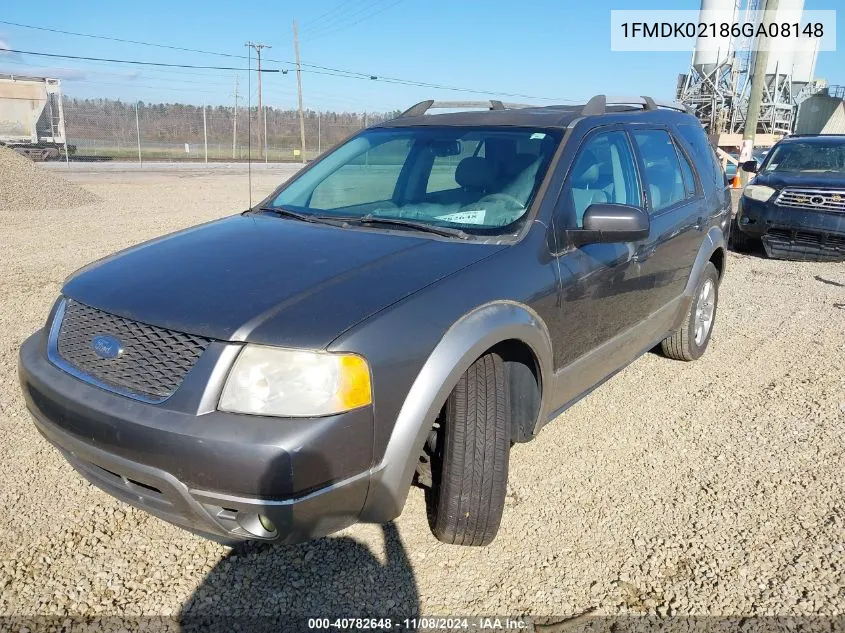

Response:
(177, 453), (420, 632)
(728, 239), (769, 259)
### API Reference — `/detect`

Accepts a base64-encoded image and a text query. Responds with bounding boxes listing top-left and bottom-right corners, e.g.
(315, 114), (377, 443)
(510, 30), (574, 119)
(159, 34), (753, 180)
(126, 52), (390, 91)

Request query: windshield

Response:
(267, 126), (561, 235)
(762, 141), (845, 173)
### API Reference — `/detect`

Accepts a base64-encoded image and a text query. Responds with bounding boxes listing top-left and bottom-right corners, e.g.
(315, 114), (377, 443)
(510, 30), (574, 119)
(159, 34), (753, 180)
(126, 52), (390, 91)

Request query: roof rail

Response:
(581, 95), (690, 116)
(399, 100), (510, 117)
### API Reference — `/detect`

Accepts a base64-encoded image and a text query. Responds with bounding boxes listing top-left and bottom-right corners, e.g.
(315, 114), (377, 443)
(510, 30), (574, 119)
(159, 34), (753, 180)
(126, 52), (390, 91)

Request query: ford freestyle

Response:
(19, 96), (730, 547)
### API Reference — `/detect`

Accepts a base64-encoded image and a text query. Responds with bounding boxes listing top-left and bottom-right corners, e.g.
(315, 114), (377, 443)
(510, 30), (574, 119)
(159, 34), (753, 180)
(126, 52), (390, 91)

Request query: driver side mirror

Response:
(567, 204), (650, 246)
(741, 160), (758, 173)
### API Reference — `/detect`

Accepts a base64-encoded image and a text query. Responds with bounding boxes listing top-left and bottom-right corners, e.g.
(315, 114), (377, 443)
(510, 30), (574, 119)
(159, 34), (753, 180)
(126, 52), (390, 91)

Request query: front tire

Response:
(661, 262), (719, 362)
(730, 219), (755, 252)
(427, 352), (510, 546)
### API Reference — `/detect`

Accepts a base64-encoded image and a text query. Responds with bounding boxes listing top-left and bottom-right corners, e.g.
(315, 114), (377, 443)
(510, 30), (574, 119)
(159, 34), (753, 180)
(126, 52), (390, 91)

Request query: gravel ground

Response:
(0, 148), (99, 211)
(0, 166), (843, 627)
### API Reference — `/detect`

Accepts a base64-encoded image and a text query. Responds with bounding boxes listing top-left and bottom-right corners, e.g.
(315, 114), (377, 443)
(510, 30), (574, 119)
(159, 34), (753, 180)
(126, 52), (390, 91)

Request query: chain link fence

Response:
(62, 99), (395, 163)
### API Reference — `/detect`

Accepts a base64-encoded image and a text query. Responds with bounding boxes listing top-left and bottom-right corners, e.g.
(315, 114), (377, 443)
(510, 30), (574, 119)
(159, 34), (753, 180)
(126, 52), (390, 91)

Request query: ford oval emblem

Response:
(92, 334), (124, 359)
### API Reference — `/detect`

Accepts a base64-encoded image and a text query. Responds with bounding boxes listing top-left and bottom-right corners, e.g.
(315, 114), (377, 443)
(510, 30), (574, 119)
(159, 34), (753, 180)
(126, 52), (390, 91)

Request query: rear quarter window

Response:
(675, 123), (724, 188)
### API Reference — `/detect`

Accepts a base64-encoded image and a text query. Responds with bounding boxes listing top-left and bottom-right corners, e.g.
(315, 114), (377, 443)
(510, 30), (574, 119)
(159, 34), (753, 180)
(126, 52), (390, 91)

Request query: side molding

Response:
(359, 301), (554, 523)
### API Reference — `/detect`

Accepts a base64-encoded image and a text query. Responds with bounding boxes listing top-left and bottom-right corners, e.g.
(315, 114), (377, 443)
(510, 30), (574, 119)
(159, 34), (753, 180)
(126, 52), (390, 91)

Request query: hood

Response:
(753, 170), (845, 190)
(63, 214), (501, 347)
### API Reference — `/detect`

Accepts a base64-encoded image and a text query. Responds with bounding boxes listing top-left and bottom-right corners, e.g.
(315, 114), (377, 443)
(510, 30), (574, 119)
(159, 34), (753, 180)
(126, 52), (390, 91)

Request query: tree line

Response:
(63, 97), (398, 151)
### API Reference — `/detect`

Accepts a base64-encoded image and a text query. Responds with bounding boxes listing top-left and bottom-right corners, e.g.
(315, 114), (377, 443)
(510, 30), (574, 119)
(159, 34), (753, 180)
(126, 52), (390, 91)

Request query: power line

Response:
(0, 20), (245, 60)
(2, 48), (281, 72)
(299, 0), (357, 30)
(300, 0), (390, 35)
(302, 0), (409, 41)
(2, 59), (229, 92)
(1, 21), (569, 101)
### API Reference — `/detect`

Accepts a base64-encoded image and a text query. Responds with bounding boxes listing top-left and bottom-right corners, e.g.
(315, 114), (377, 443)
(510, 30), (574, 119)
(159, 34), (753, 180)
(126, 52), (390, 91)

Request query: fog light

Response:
(236, 512), (277, 538)
(258, 514), (276, 533)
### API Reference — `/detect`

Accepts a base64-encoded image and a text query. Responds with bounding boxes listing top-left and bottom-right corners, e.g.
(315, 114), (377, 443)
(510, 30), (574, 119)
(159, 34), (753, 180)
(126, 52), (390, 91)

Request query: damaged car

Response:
(732, 134), (845, 261)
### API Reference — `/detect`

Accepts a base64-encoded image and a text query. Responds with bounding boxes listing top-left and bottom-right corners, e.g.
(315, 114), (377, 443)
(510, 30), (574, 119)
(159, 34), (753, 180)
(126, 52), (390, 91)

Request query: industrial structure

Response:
(677, 0), (824, 148)
(796, 85), (845, 134)
(0, 74), (71, 160)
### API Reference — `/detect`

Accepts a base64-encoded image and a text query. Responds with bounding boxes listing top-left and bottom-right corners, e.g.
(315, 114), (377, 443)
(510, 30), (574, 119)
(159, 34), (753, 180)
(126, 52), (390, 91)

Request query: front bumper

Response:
(18, 331), (373, 544)
(736, 196), (845, 261)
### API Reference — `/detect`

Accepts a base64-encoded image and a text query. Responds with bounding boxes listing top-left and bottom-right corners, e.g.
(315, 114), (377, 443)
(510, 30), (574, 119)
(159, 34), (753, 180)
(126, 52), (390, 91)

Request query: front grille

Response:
(775, 188), (845, 212)
(762, 228), (845, 261)
(54, 300), (211, 401)
(767, 228), (845, 248)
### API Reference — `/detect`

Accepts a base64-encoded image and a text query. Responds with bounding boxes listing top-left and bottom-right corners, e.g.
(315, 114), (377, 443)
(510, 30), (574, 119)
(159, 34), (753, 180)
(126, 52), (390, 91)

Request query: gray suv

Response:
(19, 96), (730, 547)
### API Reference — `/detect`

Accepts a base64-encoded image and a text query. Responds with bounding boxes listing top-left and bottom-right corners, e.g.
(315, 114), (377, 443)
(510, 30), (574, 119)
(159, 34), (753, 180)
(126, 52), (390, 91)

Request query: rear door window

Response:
(632, 129), (687, 213)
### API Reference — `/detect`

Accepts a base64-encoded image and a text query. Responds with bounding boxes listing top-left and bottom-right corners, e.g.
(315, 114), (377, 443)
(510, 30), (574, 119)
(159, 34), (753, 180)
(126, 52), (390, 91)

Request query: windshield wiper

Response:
(259, 207), (471, 239)
(344, 214), (470, 240)
(257, 206), (346, 227)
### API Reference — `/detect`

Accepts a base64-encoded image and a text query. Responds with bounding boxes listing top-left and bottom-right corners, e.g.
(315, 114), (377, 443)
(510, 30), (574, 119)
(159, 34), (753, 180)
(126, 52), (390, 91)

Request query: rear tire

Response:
(427, 352), (510, 546)
(661, 262), (719, 362)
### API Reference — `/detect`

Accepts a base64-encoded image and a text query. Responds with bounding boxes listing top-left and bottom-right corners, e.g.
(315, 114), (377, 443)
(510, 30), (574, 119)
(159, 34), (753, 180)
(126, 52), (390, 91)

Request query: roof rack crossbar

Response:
(398, 99), (510, 117)
(580, 95), (690, 116)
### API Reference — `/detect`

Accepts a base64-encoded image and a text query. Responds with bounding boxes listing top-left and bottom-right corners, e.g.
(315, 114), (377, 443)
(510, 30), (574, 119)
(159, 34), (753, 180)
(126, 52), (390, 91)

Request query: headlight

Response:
(743, 184), (776, 202)
(219, 345), (372, 417)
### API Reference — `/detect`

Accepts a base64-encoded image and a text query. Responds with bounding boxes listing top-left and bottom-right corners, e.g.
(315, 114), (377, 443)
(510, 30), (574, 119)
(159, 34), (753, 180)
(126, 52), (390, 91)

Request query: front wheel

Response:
(730, 219), (755, 252)
(661, 262), (719, 361)
(426, 352), (510, 546)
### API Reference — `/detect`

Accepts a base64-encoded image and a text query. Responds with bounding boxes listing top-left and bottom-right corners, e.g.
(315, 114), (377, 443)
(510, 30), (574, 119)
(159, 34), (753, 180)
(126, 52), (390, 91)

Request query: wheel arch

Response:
(709, 245), (725, 279)
(359, 300), (554, 524)
(685, 226), (726, 296)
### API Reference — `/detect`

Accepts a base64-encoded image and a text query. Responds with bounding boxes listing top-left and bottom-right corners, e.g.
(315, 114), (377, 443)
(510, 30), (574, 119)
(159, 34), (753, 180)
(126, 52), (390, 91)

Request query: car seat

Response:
(454, 156), (496, 205)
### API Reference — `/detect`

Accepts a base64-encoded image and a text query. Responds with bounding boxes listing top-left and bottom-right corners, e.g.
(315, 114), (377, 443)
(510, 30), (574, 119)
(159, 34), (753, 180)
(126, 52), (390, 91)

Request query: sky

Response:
(0, 0), (841, 113)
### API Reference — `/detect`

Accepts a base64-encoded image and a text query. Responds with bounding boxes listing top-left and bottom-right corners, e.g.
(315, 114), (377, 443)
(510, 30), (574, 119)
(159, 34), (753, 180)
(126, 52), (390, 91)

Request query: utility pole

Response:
(293, 19), (307, 164)
(741, 0), (779, 184)
(231, 76), (239, 160)
(134, 101), (142, 166)
(245, 41), (271, 160)
(202, 103), (208, 164)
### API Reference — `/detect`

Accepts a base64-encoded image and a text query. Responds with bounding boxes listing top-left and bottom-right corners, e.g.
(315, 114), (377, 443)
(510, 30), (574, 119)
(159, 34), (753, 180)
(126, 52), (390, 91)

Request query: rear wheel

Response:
(426, 352), (510, 546)
(661, 262), (719, 361)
